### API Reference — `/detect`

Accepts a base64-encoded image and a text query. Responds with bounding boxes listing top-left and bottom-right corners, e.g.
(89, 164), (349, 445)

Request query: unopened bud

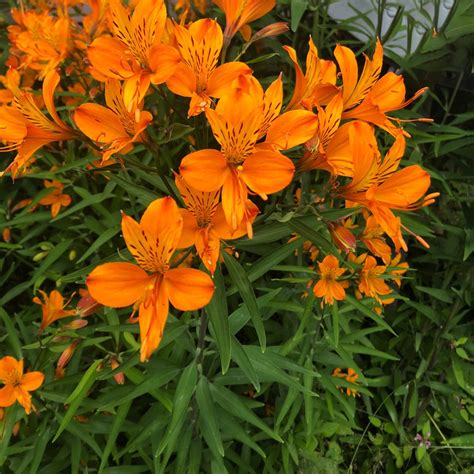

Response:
(12, 421), (21, 436)
(2, 227), (11, 242)
(62, 319), (88, 330)
(110, 357), (125, 385)
(57, 340), (80, 370)
(253, 22), (289, 41)
(76, 289), (102, 317)
(69, 249), (77, 261)
(329, 223), (357, 253)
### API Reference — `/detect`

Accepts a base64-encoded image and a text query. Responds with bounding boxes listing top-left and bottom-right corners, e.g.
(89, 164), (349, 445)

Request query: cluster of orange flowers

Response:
(0, 0), (439, 410)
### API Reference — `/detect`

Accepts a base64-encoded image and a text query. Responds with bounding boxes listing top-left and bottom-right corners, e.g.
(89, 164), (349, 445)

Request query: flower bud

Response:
(253, 22), (289, 41)
(57, 340), (80, 371)
(2, 227), (11, 242)
(110, 357), (125, 385)
(76, 289), (102, 317)
(329, 223), (357, 253)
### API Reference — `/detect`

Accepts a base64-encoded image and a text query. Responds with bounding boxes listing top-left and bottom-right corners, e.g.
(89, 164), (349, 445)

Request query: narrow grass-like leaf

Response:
(196, 378), (225, 458)
(77, 226), (119, 263)
(223, 252), (266, 351)
(53, 359), (102, 442)
(231, 337), (260, 392)
(0, 308), (22, 358)
(206, 265), (231, 373)
(99, 400), (132, 473)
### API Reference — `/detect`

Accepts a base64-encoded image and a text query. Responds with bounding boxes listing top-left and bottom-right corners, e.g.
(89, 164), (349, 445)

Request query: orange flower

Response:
(180, 75), (317, 232)
(0, 70), (76, 178)
(213, 0), (275, 44)
(332, 367), (359, 397)
(388, 253), (409, 287)
(8, 7), (70, 78)
(360, 216), (392, 264)
(33, 289), (76, 333)
(86, 197), (215, 361)
(74, 80), (153, 163)
(284, 38), (338, 110)
(329, 221), (357, 254)
(0, 356), (44, 414)
(38, 180), (72, 218)
(175, 0), (208, 16)
(339, 122), (438, 250)
(335, 39), (428, 136)
(87, 0), (180, 109)
(313, 255), (349, 305)
(176, 174), (258, 274)
(76, 288), (102, 317)
(166, 19), (252, 117)
(357, 255), (391, 302)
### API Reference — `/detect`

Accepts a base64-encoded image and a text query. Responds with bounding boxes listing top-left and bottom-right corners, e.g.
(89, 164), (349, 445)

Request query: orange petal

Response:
(195, 228), (220, 274)
(221, 170), (248, 230)
(42, 70), (68, 130)
(138, 278), (169, 362)
(207, 62), (253, 97)
(180, 149), (228, 192)
(140, 196), (182, 239)
(165, 267), (214, 311)
(15, 387), (32, 414)
(86, 262), (150, 308)
(74, 104), (127, 143)
(266, 110), (317, 150)
(0, 386), (16, 408)
(0, 356), (21, 379)
(149, 44), (181, 84)
(21, 372), (44, 391)
(241, 150), (294, 197)
(166, 62), (196, 97)
(87, 36), (134, 80)
(178, 209), (199, 248)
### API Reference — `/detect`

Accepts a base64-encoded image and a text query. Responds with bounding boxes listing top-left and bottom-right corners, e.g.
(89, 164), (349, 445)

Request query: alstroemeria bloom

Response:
(332, 368), (360, 397)
(74, 79), (153, 163)
(33, 289), (76, 333)
(0, 70), (76, 178)
(284, 38), (338, 110)
(180, 75), (317, 231)
(8, 7), (70, 78)
(38, 180), (72, 218)
(213, 0), (275, 44)
(88, 0), (180, 109)
(176, 175), (258, 274)
(360, 215), (392, 264)
(357, 255), (391, 303)
(339, 121), (438, 250)
(0, 356), (44, 414)
(167, 19), (252, 117)
(86, 197), (215, 361)
(313, 254), (349, 305)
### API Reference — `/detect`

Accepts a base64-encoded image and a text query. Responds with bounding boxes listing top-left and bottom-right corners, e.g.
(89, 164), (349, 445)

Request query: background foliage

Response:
(0, 0), (473, 472)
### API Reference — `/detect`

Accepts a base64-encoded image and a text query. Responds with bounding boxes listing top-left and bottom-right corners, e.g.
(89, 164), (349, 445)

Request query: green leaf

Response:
(99, 400), (132, 473)
(77, 226), (120, 264)
(231, 337), (260, 392)
(196, 378), (225, 458)
(223, 252), (266, 351)
(291, 0), (309, 31)
(288, 218), (339, 257)
(206, 265), (231, 374)
(53, 359), (102, 442)
(210, 384), (283, 443)
(0, 308), (22, 358)
(155, 361), (197, 457)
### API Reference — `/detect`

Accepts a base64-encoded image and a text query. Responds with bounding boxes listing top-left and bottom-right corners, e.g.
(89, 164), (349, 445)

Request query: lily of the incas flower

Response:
(74, 79), (153, 163)
(284, 38), (338, 110)
(341, 60), (429, 137)
(0, 356), (44, 414)
(86, 197), (215, 361)
(167, 19), (252, 117)
(313, 254), (349, 305)
(332, 368), (359, 397)
(339, 121), (438, 251)
(213, 0), (276, 45)
(176, 174), (258, 274)
(357, 254), (391, 303)
(8, 8), (70, 78)
(180, 75), (317, 232)
(88, 0), (180, 109)
(360, 215), (392, 264)
(38, 180), (72, 218)
(335, 39), (428, 136)
(0, 70), (76, 178)
(33, 289), (76, 333)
